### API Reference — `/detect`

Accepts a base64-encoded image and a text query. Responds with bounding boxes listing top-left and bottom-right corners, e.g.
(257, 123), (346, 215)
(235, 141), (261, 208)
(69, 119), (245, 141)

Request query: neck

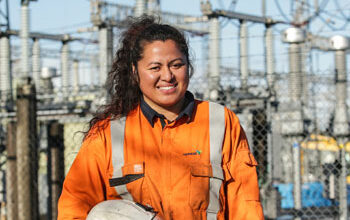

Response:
(144, 97), (185, 121)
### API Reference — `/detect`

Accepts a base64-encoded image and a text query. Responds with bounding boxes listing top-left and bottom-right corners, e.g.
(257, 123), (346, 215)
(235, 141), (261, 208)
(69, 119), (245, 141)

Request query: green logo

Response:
(183, 150), (202, 156)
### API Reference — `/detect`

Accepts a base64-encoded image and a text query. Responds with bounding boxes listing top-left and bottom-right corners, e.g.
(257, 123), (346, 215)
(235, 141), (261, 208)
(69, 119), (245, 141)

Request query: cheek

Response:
(180, 69), (190, 84)
(138, 71), (157, 87)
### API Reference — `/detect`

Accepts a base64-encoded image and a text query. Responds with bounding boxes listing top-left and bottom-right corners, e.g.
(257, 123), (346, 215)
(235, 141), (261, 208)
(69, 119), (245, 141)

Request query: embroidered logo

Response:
(183, 150), (202, 156)
(134, 164), (143, 173)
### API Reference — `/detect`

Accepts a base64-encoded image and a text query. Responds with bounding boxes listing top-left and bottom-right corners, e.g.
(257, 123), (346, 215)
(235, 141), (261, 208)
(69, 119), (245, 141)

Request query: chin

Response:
(157, 99), (182, 108)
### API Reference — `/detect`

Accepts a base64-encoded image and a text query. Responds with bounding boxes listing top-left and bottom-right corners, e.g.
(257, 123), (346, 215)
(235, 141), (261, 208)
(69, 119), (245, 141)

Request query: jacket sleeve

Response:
(222, 109), (264, 220)
(57, 129), (114, 219)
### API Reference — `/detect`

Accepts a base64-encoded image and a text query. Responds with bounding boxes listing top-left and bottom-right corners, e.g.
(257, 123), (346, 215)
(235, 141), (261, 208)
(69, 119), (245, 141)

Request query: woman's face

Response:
(136, 39), (189, 113)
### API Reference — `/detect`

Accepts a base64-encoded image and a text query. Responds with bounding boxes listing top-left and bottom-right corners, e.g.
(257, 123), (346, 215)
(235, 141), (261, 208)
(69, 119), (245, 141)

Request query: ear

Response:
(131, 64), (139, 84)
(132, 64), (136, 75)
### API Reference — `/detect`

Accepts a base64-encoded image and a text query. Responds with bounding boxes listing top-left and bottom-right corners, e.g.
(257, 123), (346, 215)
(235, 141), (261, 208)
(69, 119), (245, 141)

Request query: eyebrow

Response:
(147, 58), (185, 67)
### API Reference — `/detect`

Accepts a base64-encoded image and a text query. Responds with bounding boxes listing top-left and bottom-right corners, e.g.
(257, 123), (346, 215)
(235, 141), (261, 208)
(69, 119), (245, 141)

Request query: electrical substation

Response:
(0, 0), (349, 219)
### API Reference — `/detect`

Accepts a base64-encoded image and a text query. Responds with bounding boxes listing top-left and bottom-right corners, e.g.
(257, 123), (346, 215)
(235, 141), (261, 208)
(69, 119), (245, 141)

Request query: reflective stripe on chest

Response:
(109, 102), (225, 218)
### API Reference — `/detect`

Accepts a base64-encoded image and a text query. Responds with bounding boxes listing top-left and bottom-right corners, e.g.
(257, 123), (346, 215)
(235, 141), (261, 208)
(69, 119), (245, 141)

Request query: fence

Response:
(0, 65), (348, 219)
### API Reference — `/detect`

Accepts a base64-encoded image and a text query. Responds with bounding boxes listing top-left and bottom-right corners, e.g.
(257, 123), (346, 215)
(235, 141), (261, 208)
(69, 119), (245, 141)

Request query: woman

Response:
(58, 16), (264, 220)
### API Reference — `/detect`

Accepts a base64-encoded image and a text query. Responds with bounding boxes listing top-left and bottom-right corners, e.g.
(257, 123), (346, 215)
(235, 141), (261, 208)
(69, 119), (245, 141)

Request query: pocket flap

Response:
(190, 163), (224, 180)
(238, 151), (260, 201)
(240, 151), (258, 166)
(122, 162), (145, 176)
(109, 162), (145, 187)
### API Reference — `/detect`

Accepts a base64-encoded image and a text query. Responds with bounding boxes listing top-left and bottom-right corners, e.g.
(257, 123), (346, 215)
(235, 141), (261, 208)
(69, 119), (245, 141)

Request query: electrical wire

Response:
(318, 13), (349, 31)
(293, 0), (329, 25)
(334, 0), (350, 20)
(318, 8), (348, 21)
(273, 0), (331, 26)
(40, 21), (92, 33)
(273, 0), (292, 23)
(228, 0), (238, 11)
(290, 0), (295, 19)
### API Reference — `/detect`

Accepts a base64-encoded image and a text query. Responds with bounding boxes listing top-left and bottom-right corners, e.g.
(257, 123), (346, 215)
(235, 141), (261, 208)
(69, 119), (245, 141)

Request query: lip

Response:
(157, 84), (177, 94)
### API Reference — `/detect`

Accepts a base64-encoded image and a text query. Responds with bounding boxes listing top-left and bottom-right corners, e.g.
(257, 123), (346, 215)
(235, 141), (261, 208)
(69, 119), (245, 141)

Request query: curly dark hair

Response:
(86, 15), (193, 136)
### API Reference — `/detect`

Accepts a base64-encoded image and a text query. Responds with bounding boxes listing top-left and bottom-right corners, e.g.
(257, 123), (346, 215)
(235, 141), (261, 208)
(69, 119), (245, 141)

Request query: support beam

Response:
(211, 9), (285, 25)
(6, 121), (17, 220)
(47, 121), (64, 220)
(16, 78), (38, 220)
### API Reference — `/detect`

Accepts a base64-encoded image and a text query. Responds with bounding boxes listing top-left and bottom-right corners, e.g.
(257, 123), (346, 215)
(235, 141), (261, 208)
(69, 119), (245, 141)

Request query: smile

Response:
(158, 86), (175, 90)
(157, 84), (177, 91)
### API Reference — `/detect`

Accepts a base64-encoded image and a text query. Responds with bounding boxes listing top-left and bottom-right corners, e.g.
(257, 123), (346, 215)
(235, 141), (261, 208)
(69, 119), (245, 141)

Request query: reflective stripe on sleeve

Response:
(110, 117), (133, 201)
(208, 102), (225, 219)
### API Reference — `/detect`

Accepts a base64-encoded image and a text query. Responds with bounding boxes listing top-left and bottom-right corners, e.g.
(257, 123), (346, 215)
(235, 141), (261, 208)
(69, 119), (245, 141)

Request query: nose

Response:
(160, 67), (173, 82)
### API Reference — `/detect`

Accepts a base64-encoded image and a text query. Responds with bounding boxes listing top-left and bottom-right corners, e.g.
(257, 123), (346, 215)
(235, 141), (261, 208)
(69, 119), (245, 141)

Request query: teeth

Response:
(158, 86), (174, 90)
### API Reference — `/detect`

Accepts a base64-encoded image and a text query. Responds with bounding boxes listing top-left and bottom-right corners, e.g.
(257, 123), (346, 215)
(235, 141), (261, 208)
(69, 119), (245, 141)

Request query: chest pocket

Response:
(109, 162), (151, 205)
(189, 163), (224, 213)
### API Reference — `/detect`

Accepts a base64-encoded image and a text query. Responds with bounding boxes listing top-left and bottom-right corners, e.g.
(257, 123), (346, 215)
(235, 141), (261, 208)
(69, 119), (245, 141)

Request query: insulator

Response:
(288, 43), (303, 102)
(240, 21), (249, 90)
(0, 36), (11, 100)
(208, 17), (220, 91)
(134, 0), (147, 17)
(265, 27), (275, 91)
(61, 42), (70, 95)
(99, 26), (113, 86)
(32, 39), (41, 89)
(21, 4), (31, 77)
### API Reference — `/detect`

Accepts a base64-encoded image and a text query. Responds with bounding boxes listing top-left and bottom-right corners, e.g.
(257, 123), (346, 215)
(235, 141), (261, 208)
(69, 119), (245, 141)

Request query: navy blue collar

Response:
(140, 91), (195, 128)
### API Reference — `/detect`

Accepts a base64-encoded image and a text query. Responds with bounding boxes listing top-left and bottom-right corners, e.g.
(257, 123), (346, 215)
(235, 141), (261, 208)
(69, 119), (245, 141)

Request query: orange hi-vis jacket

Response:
(58, 100), (264, 220)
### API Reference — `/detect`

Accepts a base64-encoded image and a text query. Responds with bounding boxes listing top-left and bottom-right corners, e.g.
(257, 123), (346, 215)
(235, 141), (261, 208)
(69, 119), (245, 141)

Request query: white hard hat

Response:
(86, 200), (158, 220)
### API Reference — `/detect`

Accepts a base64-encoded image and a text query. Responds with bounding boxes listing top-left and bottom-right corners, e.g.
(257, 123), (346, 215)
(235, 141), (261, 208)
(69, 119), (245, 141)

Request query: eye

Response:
(149, 66), (160, 71)
(172, 63), (185, 69)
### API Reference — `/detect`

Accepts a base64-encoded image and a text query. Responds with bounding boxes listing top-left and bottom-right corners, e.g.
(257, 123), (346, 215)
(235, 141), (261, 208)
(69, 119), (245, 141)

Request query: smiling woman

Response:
(57, 15), (264, 220)
(137, 40), (189, 120)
